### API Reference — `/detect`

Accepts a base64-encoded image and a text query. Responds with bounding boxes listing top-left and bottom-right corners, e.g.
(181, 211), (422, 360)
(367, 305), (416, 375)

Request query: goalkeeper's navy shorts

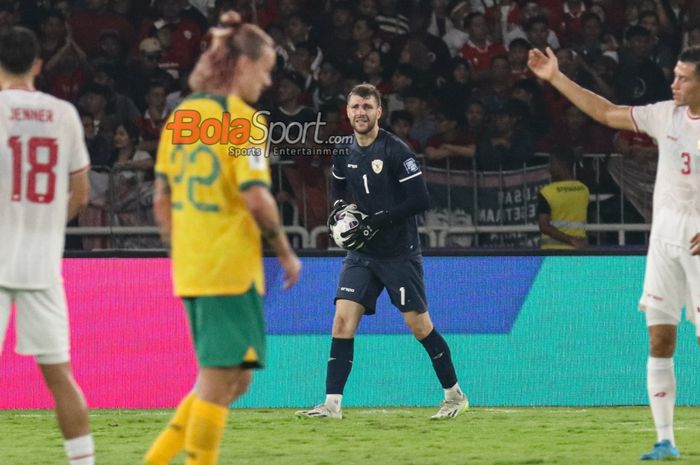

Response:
(334, 252), (428, 314)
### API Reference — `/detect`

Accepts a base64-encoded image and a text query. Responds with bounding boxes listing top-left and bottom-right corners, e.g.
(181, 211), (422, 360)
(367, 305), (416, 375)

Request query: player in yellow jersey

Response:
(144, 11), (301, 465)
(537, 149), (589, 250)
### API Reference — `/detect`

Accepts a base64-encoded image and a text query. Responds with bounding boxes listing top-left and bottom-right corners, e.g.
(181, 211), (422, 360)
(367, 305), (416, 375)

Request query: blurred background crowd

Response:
(2, 0), (698, 249)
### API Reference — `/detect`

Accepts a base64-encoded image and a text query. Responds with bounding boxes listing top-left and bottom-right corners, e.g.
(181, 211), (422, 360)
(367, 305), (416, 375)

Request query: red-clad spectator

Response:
(459, 12), (506, 83)
(68, 0), (135, 56)
(559, 0), (587, 46)
(541, 104), (614, 156)
(133, 80), (169, 155)
(424, 107), (474, 170)
(525, 15), (556, 53)
(138, 0), (203, 77)
(507, 37), (534, 81)
(38, 8), (90, 103)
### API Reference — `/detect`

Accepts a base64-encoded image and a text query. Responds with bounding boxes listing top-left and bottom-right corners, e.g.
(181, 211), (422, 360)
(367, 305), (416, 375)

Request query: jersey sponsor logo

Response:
(348, 163), (358, 168)
(666, 134), (679, 141)
(654, 391), (667, 398)
(403, 158), (419, 174)
(372, 159), (383, 174)
(340, 287), (355, 293)
(646, 293), (664, 302)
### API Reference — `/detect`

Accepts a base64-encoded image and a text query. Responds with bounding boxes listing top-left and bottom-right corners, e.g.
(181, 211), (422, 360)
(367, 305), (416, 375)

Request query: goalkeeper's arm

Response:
(368, 175), (430, 229)
(331, 173), (348, 204)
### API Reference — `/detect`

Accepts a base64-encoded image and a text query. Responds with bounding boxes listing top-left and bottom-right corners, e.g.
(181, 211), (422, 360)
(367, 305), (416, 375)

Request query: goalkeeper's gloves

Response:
(327, 199), (350, 230)
(340, 210), (391, 249)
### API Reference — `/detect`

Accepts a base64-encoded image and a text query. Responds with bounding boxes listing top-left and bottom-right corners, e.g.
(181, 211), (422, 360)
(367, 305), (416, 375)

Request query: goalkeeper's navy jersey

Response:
(332, 129), (424, 258)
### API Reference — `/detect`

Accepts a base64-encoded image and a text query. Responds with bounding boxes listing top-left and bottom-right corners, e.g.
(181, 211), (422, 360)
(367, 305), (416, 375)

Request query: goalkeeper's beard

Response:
(351, 117), (377, 135)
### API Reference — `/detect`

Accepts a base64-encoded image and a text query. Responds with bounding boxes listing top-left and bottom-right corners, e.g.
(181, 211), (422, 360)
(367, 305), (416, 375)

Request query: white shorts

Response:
(0, 283), (70, 364)
(639, 239), (700, 335)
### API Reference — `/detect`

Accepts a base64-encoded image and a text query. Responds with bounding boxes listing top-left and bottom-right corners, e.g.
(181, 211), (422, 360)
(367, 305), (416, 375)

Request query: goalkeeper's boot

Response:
(295, 403), (343, 419)
(640, 440), (680, 461)
(430, 393), (469, 419)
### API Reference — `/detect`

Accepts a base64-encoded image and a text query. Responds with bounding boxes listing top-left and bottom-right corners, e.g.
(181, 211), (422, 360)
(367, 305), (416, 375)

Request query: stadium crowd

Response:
(1, 0), (698, 248)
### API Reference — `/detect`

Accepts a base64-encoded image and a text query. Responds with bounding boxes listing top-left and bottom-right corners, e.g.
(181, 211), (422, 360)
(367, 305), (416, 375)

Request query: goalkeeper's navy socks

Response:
(326, 337), (354, 395)
(420, 329), (458, 389)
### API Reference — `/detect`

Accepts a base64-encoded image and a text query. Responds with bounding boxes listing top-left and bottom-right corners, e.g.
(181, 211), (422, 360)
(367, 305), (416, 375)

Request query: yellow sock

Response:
(184, 398), (229, 465)
(144, 392), (196, 465)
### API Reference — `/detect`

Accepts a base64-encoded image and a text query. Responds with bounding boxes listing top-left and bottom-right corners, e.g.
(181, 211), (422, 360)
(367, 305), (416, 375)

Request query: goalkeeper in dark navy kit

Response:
(296, 83), (468, 420)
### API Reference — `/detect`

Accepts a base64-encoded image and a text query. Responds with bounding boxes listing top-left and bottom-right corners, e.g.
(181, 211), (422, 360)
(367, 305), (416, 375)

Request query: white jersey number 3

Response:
(7, 136), (58, 204)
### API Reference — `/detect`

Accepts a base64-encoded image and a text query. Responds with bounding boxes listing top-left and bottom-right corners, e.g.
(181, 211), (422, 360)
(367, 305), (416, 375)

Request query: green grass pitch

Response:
(2, 407), (699, 464)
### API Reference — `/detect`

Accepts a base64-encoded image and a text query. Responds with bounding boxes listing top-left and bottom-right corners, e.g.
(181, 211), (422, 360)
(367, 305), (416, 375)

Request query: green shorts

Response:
(183, 287), (266, 369)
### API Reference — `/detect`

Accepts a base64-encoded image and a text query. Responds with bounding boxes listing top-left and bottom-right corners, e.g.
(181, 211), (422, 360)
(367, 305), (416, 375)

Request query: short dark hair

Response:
(347, 83), (382, 106)
(0, 27), (39, 75)
(464, 12), (484, 29)
(115, 120), (141, 144)
(679, 45), (700, 77)
(525, 15), (549, 32)
(508, 38), (531, 51)
(581, 12), (602, 26)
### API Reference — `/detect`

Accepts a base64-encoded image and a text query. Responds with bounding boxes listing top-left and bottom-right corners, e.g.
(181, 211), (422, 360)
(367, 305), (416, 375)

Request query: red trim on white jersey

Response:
(686, 107), (700, 120)
(70, 164), (91, 175)
(629, 107), (640, 133)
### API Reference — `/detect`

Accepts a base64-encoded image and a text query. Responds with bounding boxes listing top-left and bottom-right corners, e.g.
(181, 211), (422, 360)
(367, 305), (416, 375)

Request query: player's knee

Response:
(38, 361), (73, 390)
(649, 333), (676, 357)
(229, 370), (252, 401)
(407, 321), (432, 340)
(331, 316), (355, 338)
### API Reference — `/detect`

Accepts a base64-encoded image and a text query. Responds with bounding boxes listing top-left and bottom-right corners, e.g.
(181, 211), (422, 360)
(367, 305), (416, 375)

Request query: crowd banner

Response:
(424, 165), (550, 247)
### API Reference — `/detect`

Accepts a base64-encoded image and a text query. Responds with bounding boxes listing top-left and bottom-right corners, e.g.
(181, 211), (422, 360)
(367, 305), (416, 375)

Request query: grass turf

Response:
(1, 407), (699, 464)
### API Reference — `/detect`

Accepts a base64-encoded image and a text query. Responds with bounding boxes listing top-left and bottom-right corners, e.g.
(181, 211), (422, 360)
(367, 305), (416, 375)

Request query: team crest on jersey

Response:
(372, 159), (383, 174)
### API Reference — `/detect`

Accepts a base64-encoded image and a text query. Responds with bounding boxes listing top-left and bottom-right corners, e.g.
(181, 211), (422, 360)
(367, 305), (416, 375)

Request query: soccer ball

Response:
(331, 209), (361, 248)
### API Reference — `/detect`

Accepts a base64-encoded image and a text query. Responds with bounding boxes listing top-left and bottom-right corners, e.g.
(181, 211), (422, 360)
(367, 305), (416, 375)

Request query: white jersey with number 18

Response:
(0, 88), (90, 290)
(631, 101), (700, 247)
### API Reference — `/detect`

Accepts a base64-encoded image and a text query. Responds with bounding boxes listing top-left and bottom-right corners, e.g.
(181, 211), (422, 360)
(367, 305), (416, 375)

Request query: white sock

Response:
(444, 383), (463, 401)
(64, 434), (94, 465)
(325, 394), (342, 410)
(647, 357), (675, 446)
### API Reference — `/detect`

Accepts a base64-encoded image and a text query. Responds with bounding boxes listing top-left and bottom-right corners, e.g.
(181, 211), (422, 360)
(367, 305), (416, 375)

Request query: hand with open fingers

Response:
(691, 233), (700, 256)
(527, 47), (559, 82)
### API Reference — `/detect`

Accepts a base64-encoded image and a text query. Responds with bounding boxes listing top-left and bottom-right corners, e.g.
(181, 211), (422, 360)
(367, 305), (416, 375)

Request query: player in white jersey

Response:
(0, 27), (94, 465)
(528, 45), (700, 461)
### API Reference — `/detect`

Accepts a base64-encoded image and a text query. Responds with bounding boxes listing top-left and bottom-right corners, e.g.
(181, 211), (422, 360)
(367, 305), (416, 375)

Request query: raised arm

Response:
(528, 47), (635, 131)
